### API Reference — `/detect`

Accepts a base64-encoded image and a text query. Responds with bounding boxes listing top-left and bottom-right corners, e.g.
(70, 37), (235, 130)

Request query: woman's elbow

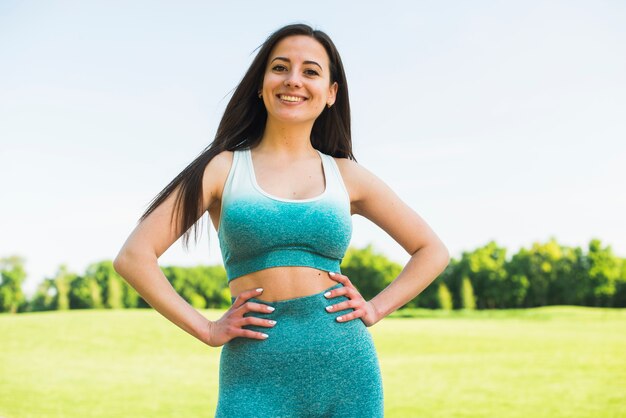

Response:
(112, 247), (139, 275)
(432, 240), (451, 272)
(112, 251), (128, 275)
(441, 244), (451, 269)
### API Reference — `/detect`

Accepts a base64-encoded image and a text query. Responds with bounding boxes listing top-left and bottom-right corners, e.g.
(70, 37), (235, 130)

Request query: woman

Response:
(114, 23), (450, 417)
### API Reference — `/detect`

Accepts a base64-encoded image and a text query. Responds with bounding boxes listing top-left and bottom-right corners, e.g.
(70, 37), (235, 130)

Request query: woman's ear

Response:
(327, 81), (339, 107)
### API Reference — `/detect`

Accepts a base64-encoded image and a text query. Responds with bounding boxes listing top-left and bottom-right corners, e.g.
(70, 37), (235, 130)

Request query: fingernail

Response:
(329, 271), (335, 276)
(267, 306), (275, 312)
(337, 316), (343, 321)
(324, 291), (331, 297)
(256, 288), (263, 292)
(268, 320), (276, 325)
(326, 306), (333, 312)
(261, 333), (269, 338)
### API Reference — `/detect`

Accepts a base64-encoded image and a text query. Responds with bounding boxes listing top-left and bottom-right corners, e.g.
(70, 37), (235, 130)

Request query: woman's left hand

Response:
(324, 271), (380, 327)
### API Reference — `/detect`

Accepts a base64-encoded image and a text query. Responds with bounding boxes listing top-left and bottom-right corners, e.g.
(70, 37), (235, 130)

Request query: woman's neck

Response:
(256, 118), (316, 157)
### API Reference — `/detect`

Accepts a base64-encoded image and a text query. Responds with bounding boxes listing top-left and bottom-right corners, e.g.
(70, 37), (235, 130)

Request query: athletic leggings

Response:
(215, 282), (384, 418)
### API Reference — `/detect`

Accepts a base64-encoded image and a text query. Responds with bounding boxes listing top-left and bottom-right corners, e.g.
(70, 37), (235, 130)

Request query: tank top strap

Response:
(221, 148), (255, 206)
(319, 152), (350, 206)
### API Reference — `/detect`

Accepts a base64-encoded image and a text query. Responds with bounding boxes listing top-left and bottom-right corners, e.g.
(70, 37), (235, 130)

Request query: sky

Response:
(1, 1), (625, 298)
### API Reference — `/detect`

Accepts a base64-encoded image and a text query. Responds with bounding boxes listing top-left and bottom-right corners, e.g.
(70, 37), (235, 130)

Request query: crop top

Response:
(217, 147), (353, 283)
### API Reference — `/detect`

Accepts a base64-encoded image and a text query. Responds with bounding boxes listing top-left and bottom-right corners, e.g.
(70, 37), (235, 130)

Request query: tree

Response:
(585, 239), (620, 307)
(68, 275), (94, 309)
(106, 274), (123, 309)
(461, 276), (476, 310)
(413, 258), (456, 309)
(340, 245), (402, 303)
(614, 258), (626, 308)
(0, 256), (28, 313)
(30, 278), (57, 312)
(438, 282), (453, 310)
(454, 241), (510, 309)
(53, 265), (75, 311)
(162, 265), (230, 309)
(87, 261), (141, 309)
(508, 239), (562, 308)
(548, 245), (587, 305)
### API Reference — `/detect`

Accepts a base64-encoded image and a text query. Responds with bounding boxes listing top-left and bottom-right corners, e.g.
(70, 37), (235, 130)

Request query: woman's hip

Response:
(217, 282), (384, 416)
(222, 282), (375, 356)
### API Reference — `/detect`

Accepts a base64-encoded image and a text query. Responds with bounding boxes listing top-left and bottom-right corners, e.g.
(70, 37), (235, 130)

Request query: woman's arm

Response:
(336, 158), (450, 324)
(113, 249), (211, 341)
(113, 151), (232, 344)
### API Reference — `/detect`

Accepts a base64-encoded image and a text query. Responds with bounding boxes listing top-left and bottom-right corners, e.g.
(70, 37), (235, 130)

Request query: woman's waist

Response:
(228, 266), (338, 302)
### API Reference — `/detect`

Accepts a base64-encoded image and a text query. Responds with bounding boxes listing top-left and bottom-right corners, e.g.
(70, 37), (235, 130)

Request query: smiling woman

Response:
(113, 23), (449, 418)
(260, 36), (338, 124)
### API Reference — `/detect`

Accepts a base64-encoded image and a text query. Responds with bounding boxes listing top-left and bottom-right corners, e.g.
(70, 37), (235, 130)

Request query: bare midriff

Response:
(228, 266), (338, 303)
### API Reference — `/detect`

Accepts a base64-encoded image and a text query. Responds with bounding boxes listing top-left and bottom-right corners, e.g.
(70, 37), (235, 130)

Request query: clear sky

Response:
(1, 1), (625, 297)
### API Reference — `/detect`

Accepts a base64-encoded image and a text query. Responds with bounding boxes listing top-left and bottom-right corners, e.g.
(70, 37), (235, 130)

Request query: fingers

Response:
(236, 315), (277, 328)
(231, 288), (275, 315)
(231, 287), (265, 308)
(324, 274), (366, 323)
(333, 309), (364, 323)
(323, 285), (351, 299)
(328, 271), (349, 281)
(220, 287), (278, 341)
(324, 294), (366, 323)
(223, 323), (271, 341)
(224, 313), (276, 341)
(328, 271), (354, 287)
(228, 316), (276, 340)
(238, 301), (276, 314)
(325, 297), (362, 314)
(235, 328), (270, 340)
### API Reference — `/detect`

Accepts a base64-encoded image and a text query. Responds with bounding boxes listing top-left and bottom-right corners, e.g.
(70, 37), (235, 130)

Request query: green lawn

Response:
(1, 306), (625, 418)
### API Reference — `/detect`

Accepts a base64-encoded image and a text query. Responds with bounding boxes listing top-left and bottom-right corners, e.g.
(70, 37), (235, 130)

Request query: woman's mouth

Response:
(277, 94), (307, 103)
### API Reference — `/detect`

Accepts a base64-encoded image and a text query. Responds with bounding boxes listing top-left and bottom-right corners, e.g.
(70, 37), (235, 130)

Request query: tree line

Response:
(1, 238), (625, 314)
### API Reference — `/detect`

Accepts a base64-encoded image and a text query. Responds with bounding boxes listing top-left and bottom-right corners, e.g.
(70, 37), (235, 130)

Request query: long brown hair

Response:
(138, 23), (355, 250)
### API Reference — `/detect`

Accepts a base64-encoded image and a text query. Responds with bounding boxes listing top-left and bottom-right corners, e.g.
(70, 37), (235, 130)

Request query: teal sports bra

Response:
(217, 147), (353, 283)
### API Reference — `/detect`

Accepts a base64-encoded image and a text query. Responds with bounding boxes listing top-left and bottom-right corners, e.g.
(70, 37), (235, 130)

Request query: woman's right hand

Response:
(205, 288), (277, 347)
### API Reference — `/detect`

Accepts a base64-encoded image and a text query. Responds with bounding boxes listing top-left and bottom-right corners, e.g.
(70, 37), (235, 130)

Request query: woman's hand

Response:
(325, 271), (380, 327)
(204, 288), (277, 347)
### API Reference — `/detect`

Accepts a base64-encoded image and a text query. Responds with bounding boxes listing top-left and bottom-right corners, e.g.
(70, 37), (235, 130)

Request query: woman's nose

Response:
(284, 72), (303, 88)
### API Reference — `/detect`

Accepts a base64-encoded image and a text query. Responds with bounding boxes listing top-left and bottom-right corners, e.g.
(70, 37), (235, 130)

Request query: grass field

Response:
(1, 306), (625, 418)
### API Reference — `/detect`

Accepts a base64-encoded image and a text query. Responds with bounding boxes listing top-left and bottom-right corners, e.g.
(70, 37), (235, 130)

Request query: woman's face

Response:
(261, 35), (338, 125)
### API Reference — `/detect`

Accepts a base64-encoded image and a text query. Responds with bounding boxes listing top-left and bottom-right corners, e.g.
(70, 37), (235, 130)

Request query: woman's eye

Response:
(272, 65), (287, 71)
(305, 69), (319, 76)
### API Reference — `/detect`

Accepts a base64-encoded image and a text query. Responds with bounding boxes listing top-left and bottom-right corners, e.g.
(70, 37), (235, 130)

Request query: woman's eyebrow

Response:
(270, 56), (323, 71)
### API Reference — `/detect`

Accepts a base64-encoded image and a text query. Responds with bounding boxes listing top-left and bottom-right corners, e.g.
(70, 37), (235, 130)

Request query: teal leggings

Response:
(215, 282), (384, 418)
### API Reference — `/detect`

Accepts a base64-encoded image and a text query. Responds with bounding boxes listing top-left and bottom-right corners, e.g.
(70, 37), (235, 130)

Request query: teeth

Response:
(280, 95), (304, 102)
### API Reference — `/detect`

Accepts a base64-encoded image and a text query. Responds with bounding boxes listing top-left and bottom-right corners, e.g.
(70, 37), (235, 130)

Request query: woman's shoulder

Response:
(331, 156), (378, 204)
(331, 155), (356, 179)
(205, 149), (234, 175)
(331, 155), (375, 182)
(210, 149), (235, 166)
(202, 150), (235, 200)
